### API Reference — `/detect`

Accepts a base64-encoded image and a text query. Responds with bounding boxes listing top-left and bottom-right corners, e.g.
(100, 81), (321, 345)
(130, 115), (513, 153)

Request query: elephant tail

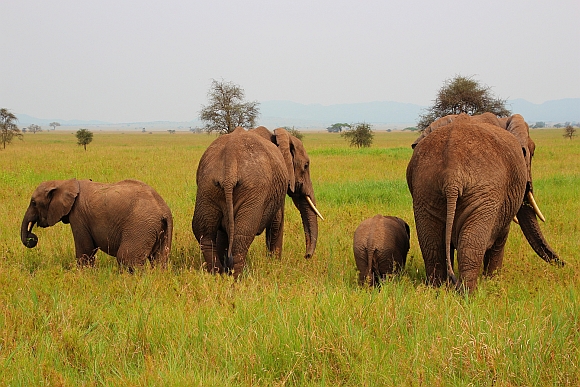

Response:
(445, 187), (458, 285)
(365, 247), (378, 286)
(224, 180), (236, 273)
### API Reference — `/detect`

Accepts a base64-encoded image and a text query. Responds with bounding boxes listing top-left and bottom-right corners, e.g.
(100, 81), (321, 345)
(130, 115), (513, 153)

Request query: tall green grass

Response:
(0, 129), (578, 385)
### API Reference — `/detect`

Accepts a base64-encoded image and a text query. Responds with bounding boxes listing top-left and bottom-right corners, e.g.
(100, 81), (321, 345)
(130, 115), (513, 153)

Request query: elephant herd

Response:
(20, 114), (564, 292)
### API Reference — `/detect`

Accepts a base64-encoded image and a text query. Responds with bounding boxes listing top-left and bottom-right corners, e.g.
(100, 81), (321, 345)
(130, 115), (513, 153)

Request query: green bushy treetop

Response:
(76, 128), (93, 151)
(417, 75), (511, 130)
(341, 122), (374, 148)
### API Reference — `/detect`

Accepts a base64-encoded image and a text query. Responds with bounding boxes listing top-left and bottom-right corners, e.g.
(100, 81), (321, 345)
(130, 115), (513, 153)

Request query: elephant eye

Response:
(304, 162), (309, 170)
(31, 199), (36, 207)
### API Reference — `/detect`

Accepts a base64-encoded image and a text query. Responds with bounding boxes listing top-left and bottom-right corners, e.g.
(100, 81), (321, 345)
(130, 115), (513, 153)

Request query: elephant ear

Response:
(274, 128), (295, 194)
(46, 179), (80, 226)
(505, 114), (529, 152)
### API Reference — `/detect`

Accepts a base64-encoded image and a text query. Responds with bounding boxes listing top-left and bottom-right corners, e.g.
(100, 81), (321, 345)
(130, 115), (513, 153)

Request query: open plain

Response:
(0, 129), (579, 386)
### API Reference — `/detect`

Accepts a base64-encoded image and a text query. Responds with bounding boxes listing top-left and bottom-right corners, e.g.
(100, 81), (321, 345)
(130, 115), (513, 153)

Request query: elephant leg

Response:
(483, 227), (509, 276)
(199, 233), (225, 274)
(265, 207), (284, 259)
(231, 234), (255, 279)
(415, 215), (447, 286)
(456, 246), (486, 292)
(71, 227), (98, 266)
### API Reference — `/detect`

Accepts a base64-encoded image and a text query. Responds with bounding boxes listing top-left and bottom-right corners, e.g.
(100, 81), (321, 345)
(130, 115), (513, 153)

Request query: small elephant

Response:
(192, 126), (323, 278)
(21, 179), (173, 270)
(353, 215), (410, 286)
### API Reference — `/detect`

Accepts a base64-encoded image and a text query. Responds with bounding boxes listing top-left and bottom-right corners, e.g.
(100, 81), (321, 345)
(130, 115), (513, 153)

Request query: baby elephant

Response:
(353, 215), (410, 286)
(21, 179), (173, 271)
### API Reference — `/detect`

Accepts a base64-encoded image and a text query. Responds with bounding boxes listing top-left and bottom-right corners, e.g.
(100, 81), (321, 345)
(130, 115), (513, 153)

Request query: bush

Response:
(341, 123), (374, 148)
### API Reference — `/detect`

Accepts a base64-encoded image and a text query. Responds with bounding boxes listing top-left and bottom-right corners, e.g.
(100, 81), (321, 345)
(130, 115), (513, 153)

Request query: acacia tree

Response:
(341, 122), (374, 148)
(563, 125), (577, 140)
(49, 122), (60, 131)
(417, 75), (511, 130)
(0, 108), (23, 149)
(199, 80), (260, 134)
(76, 128), (93, 151)
(27, 124), (42, 134)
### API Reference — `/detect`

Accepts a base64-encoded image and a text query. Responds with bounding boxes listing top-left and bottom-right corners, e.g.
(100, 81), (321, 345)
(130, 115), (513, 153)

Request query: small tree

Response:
(417, 75), (511, 130)
(0, 108), (23, 149)
(27, 124), (42, 134)
(341, 122), (374, 148)
(563, 125), (577, 140)
(76, 128), (93, 151)
(327, 123), (350, 132)
(282, 126), (304, 141)
(199, 79), (260, 134)
(49, 122), (60, 131)
(532, 122), (546, 129)
(167, 129), (176, 134)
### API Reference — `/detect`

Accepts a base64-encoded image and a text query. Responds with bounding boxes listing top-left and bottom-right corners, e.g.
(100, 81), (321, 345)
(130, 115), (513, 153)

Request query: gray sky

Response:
(2, 0), (579, 123)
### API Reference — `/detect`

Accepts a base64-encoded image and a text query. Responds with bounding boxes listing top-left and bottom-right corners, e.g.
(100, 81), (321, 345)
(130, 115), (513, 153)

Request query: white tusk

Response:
(528, 191), (546, 222)
(513, 216), (519, 225)
(306, 196), (324, 220)
(28, 222), (33, 232)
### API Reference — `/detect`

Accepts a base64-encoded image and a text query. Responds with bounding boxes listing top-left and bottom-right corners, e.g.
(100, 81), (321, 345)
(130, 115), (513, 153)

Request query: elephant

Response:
(21, 179), (173, 270)
(192, 126), (323, 278)
(353, 214), (410, 286)
(406, 113), (563, 292)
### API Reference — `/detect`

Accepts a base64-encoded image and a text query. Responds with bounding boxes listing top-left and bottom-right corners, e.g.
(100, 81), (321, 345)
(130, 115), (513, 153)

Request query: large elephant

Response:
(192, 126), (323, 278)
(406, 113), (563, 292)
(353, 214), (410, 286)
(21, 179), (173, 270)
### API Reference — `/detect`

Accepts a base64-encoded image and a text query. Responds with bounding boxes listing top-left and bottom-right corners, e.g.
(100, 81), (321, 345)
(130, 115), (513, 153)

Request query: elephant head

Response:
(504, 115), (563, 266)
(21, 179), (80, 248)
(252, 126), (322, 258)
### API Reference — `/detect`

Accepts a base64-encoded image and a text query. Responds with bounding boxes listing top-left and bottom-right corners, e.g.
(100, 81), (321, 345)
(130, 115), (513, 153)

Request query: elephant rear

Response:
(353, 215), (410, 286)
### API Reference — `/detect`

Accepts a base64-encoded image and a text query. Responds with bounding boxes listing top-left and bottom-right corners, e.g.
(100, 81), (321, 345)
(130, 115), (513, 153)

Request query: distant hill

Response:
(13, 98), (579, 129)
(507, 98), (580, 123)
(260, 98), (580, 127)
(259, 100), (424, 127)
(15, 114), (110, 126)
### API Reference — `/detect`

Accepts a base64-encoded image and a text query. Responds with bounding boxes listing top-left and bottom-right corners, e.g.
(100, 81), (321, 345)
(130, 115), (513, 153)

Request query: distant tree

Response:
(49, 122), (60, 131)
(199, 79), (260, 134)
(563, 125), (577, 140)
(327, 123), (350, 133)
(27, 124), (42, 134)
(76, 128), (93, 151)
(554, 123), (563, 128)
(167, 129), (176, 134)
(282, 126), (304, 141)
(533, 122), (546, 129)
(417, 75), (511, 130)
(142, 128), (146, 133)
(341, 122), (374, 148)
(0, 108), (23, 149)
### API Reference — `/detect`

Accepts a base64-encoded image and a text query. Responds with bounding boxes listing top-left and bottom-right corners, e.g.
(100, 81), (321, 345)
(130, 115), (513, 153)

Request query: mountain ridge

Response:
(13, 98), (580, 128)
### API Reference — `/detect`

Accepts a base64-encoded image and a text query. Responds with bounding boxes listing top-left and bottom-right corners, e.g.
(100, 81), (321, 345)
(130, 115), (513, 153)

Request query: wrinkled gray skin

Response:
(21, 179), (173, 270)
(407, 113), (563, 292)
(192, 126), (320, 278)
(353, 215), (410, 286)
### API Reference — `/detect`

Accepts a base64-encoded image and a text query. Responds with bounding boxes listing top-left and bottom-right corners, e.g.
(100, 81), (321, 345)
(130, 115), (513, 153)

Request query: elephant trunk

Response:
(516, 202), (563, 266)
(292, 195), (319, 259)
(21, 207), (39, 248)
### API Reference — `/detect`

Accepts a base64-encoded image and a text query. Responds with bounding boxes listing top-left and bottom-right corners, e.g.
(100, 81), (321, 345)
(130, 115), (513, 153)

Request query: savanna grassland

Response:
(0, 129), (579, 386)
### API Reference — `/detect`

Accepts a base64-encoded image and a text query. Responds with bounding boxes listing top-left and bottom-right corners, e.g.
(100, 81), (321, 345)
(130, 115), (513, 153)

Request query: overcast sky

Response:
(1, 0), (579, 123)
